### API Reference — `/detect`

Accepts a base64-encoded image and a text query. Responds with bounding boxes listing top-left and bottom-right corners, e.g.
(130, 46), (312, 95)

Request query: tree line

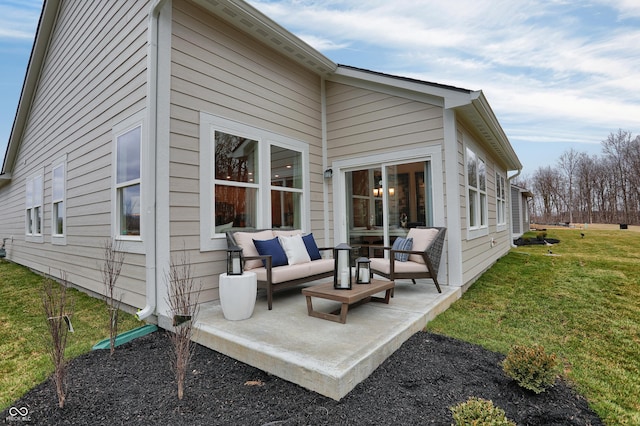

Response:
(515, 129), (640, 226)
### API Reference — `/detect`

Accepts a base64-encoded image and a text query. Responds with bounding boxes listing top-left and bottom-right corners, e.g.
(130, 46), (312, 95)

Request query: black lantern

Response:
(226, 245), (244, 275)
(333, 243), (352, 290)
(355, 257), (371, 284)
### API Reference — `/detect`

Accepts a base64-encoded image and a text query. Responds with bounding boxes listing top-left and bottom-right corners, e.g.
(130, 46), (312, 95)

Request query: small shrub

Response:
(536, 231), (547, 241)
(450, 397), (515, 426)
(502, 344), (558, 393)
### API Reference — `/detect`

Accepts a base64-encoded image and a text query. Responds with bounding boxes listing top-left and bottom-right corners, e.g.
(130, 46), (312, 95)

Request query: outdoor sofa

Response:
(226, 229), (334, 310)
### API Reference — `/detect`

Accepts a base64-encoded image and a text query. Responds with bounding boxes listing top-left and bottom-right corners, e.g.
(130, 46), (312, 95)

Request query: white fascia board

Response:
(328, 71), (444, 107)
(2, 0), (60, 175)
(192, 0), (336, 75)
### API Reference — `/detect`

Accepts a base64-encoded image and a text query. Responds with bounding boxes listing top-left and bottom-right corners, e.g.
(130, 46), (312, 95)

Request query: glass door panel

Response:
(346, 161), (432, 259)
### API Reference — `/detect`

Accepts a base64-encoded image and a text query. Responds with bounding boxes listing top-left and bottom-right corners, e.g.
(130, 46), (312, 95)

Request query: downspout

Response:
(321, 77), (331, 246)
(137, 0), (168, 320)
(508, 169), (522, 248)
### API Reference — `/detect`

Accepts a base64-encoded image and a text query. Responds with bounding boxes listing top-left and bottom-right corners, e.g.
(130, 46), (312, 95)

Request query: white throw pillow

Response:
(278, 234), (311, 265)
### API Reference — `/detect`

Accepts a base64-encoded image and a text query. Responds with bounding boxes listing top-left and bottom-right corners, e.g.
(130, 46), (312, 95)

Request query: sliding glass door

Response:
(346, 161), (432, 257)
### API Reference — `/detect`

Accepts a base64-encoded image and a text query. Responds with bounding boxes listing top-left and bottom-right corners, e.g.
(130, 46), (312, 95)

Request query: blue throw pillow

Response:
(391, 237), (413, 262)
(302, 233), (322, 261)
(253, 237), (288, 267)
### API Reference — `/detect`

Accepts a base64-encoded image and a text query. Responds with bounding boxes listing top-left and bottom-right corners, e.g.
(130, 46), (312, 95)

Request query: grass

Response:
(0, 261), (141, 411)
(427, 228), (640, 425)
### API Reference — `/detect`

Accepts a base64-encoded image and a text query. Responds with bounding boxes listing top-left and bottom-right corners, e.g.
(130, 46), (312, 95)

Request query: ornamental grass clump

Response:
(502, 344), (558, 394)
(450, 397), (515, 426)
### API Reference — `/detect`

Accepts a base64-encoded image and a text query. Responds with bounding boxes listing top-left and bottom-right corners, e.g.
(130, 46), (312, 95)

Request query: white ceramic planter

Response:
(219, 272), (257, 320)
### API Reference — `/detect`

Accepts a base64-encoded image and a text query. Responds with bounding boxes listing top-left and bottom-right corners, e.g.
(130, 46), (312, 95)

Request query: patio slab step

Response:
(193, 279), (460, 401)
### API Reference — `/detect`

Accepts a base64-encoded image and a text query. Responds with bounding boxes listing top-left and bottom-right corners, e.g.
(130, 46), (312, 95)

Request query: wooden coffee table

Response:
(301, 279), (395, 324)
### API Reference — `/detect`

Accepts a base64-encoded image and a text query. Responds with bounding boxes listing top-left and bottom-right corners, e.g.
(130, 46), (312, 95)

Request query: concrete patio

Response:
(193, 278), (461, 401)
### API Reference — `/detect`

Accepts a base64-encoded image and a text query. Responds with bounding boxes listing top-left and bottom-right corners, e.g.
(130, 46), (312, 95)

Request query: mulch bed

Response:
(3, 331), (602, 425)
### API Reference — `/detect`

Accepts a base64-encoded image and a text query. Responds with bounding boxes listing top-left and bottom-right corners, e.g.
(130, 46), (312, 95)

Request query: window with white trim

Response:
(466, 146), (488, 236)
(51, 155), (67, 244)
(111, 111), (146, 252)
(200, 113), (308, 251)
(25, 172), (44, 242)
(496, 172), (506, 228)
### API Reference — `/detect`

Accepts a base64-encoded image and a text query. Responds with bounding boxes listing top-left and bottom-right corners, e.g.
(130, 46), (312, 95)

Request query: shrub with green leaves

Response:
(502, 344), (558, 393)
(450, 397), (515, 426)
(536, 231), (547, 241)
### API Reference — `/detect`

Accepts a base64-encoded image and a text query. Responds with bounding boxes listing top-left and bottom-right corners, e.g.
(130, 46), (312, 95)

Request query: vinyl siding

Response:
(458, 123), (510, 286)
(169, 0), (324, 303)
(325, 82), (444, 163)
(0, 0), (150, 309)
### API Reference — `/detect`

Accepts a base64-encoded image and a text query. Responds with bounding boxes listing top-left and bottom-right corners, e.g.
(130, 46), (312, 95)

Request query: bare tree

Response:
(602, 129), (633, 223)
(166, 249), (203, 400)
(101, 238), (125, 356)
(557, 148), (580, 224)
(42, 271), (74, 409)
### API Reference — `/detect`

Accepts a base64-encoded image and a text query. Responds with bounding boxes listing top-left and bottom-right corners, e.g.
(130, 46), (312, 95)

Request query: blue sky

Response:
(1, 0), (639, 177)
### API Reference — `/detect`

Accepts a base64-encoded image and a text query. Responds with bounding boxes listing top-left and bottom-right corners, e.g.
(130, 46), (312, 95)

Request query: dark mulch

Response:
(513, 238), (561, 246)
(3, 331), (602, 425)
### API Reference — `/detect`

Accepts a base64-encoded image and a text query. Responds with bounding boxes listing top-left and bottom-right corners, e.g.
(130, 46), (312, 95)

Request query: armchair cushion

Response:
(253, 237), (288, 267)
(406, 228), (439, 264)
(391, 237), (413, 261)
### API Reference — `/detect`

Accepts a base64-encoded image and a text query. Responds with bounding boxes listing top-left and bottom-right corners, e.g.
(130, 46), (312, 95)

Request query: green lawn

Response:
(427, 228), (640, 425)
(0, 262), (140, 411)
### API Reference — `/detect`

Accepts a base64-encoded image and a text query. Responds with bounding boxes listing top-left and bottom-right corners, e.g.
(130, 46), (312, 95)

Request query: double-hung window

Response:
(200, 112), (308, 251)
(51, 155), (67, 245)
(496, 172), (506, 229)
(466, 145), (488, 238)
(25, 172), (44, 242)
(112, 111), (145, 252)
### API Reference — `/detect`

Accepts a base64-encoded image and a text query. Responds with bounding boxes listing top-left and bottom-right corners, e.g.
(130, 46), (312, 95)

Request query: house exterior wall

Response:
(457, 123), (511, 286)
(0, 0), (151, 308)
(168, 0), (325, 303)
(325, 81), (445, 164)
(324, 80), (449, 283)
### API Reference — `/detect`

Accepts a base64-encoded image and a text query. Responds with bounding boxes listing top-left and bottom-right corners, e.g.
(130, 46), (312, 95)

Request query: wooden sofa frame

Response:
(226, 230), (334, 310)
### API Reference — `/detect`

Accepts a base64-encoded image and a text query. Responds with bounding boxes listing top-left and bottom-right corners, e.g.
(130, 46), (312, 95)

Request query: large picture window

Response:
(200, 113), (309, 251)
(466, 145), (488, 237)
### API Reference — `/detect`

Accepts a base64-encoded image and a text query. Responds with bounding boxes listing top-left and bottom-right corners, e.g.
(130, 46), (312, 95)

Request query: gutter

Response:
(508, 169), (523, 248)
(136, 0), (167, 320)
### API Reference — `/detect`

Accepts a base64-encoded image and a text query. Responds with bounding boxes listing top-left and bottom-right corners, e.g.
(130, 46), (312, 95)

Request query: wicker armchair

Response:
(367, 227), (446, 293)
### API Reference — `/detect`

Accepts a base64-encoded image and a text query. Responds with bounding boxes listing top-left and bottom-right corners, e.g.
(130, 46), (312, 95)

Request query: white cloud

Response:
(0, 1), (42, 41)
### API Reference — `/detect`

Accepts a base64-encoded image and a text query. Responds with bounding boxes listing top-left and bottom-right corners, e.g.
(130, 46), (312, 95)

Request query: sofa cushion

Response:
(391, 237), (413, 262)
(252, 258), (334, 283)
(273, 229), (302, 237)
(302, 233), (322, 260)
(279, 234), (311, 265)
(406, 228), (439, 264)
(253, 237), (288, 267)
(233, 230), (274, 270)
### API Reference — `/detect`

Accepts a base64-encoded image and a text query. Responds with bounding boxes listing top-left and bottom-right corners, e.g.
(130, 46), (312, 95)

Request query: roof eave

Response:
(192, 0), (337, 76)
(1, 0), (60, 176)
(455, 91), (522, 172)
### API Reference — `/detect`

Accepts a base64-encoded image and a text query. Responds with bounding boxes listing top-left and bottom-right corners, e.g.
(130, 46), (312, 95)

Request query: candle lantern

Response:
(226, 245), (244, 275)
(355, 257), (371, 284)
(333, 243), (352, 290)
